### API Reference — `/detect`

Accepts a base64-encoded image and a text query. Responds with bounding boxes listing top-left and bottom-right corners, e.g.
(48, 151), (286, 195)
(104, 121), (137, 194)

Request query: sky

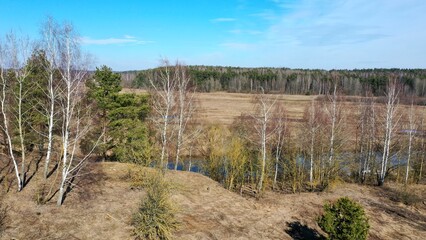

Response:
(1, 0), (426, 71)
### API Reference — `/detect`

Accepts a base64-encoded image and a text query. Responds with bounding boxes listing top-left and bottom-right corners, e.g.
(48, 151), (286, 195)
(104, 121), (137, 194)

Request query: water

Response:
(167, 159), (202, 172)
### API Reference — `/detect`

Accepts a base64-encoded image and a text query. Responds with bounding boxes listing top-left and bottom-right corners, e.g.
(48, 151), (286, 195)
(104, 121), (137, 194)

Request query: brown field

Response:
(121, 88), (316, 125)
(122, 88), (426, 130)
(195, 92), (315, 125)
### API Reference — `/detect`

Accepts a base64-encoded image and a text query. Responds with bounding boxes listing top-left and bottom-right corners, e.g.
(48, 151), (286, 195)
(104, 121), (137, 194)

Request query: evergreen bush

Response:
(318, 197), (369, 240)
(132, 172), (179, 240)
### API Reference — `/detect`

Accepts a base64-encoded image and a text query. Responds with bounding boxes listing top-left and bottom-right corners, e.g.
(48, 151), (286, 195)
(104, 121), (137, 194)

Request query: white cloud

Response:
(80, 36), (152, 45)
(211, 18), (236, 23)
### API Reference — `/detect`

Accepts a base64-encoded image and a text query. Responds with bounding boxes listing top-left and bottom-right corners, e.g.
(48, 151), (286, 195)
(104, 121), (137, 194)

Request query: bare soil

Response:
(2, 162), (425, 239)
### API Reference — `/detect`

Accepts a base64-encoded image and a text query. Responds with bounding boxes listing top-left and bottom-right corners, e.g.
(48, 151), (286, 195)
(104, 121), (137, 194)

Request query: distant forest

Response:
(122, 66), (426, 97)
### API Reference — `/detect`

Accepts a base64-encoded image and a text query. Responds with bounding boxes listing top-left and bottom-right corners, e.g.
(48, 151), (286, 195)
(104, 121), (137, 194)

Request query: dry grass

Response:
(194, 92), (315, 125)
(121, 88), (315, 125)
(2, 162), (425, 239)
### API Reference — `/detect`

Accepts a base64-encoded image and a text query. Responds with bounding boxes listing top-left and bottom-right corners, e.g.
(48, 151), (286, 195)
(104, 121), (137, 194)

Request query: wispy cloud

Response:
(250, 10), (277, 21)
(80, 36), (152, 45)
(220, 42), (254, 50)
(229, 29), (262, 35)
(211, 18), (236, 23)
(263, 0), (419, 47)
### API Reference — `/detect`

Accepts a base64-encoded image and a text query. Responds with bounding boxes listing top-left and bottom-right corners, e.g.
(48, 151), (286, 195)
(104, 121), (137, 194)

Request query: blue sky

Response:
(1, 0), (425, 70)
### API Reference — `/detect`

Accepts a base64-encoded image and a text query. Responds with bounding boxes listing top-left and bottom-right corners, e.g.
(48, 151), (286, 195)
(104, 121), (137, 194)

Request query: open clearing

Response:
(121, 88), (426, 127)
(122, 88), (316, 125)
(2, 162), (426, 239)
(195, 92), (315, 125)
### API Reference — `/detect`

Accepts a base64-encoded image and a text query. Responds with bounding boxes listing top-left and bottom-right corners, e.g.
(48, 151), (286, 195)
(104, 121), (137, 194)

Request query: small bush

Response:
(127, 167), (159, 190)
(386, 187), (423, 206)
(318, 197), (369, 240)
(132, 171), (179, 240)
(34, 183), (49, 205)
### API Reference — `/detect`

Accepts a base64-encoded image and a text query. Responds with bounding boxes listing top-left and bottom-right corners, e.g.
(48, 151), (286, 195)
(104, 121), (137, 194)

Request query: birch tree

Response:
(326, 79), (339, 176)
(271, 103), (288, 188)
(417, 115), (425, 183)
(173, 63), (196, 170)
(404, 102), (417, 184)
(0, 35), (22, 191)
(148, 60), (176, 170)
(302, 99), (322, 185)
(40, 17), (61, 178)
(252, 89), (277, 192)
(56, 23), (93, 205)
(7, 33), (33, 187)
(357, 93), (377, 183)
(378, 77), (400, 186)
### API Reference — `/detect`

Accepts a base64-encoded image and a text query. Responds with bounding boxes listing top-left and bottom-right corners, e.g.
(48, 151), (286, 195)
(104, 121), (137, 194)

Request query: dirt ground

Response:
(2, 162), (425, 239)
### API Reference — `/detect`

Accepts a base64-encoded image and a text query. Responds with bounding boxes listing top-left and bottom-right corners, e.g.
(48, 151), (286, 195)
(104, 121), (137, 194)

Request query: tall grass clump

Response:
(131, 171), (179, 240)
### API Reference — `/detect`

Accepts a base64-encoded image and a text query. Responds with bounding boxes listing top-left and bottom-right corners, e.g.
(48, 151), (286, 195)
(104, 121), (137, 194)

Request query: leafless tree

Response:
(324, 77), (345, 183)
(326, 79), (338, 167)
(404, 101), (418, 184)
(40, 17), (61, 179)
(357, 92), (377, 183)
(56, 23), (93, 205)
(418, 114), (425, 183)
(378, 77), (400, 186)
(0, 35), (23, 191)
(8, 33), (33, 186)
(148, 59), (176, 170)
(173, 63), (197, 170)
(271, 103), (287, 188)
(251, 89), (277, 192)
(303, 99), (321, 184)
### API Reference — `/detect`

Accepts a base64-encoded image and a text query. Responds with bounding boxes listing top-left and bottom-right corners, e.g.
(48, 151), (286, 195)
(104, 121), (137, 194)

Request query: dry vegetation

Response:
(1, 90), (425, 239)
(1, 162), (425, 239)
(121, 88), (315, 125)
(122, 88), (426, 126)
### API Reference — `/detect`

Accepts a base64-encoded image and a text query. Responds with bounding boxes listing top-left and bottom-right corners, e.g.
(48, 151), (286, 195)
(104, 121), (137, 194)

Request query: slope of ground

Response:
(1, 162), (425, 239)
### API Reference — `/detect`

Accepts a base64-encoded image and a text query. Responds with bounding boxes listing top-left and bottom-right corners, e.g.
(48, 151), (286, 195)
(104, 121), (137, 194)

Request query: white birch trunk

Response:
(0, 67), (22, 191)
(379, 78), (399, 186)
(405, 103), (416, 184)
(42, 18), (59, 179)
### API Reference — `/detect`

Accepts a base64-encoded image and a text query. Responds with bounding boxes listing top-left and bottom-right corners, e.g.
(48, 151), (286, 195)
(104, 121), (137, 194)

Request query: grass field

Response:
(122, 88), (316, 125)
(122, 88), (426, 130)
(195, 92), (315, 125)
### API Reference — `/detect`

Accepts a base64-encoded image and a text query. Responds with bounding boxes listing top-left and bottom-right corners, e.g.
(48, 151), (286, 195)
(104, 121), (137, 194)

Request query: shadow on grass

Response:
(285, 221), (325, 240)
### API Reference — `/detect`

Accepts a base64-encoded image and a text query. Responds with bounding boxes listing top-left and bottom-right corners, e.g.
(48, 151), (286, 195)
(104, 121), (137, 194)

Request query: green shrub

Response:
(131, 172), (179, 240)
(318, 197), (369, 240)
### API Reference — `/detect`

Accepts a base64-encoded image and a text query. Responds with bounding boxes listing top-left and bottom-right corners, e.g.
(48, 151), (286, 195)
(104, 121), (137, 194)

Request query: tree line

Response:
(132, 66), (426, 97)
